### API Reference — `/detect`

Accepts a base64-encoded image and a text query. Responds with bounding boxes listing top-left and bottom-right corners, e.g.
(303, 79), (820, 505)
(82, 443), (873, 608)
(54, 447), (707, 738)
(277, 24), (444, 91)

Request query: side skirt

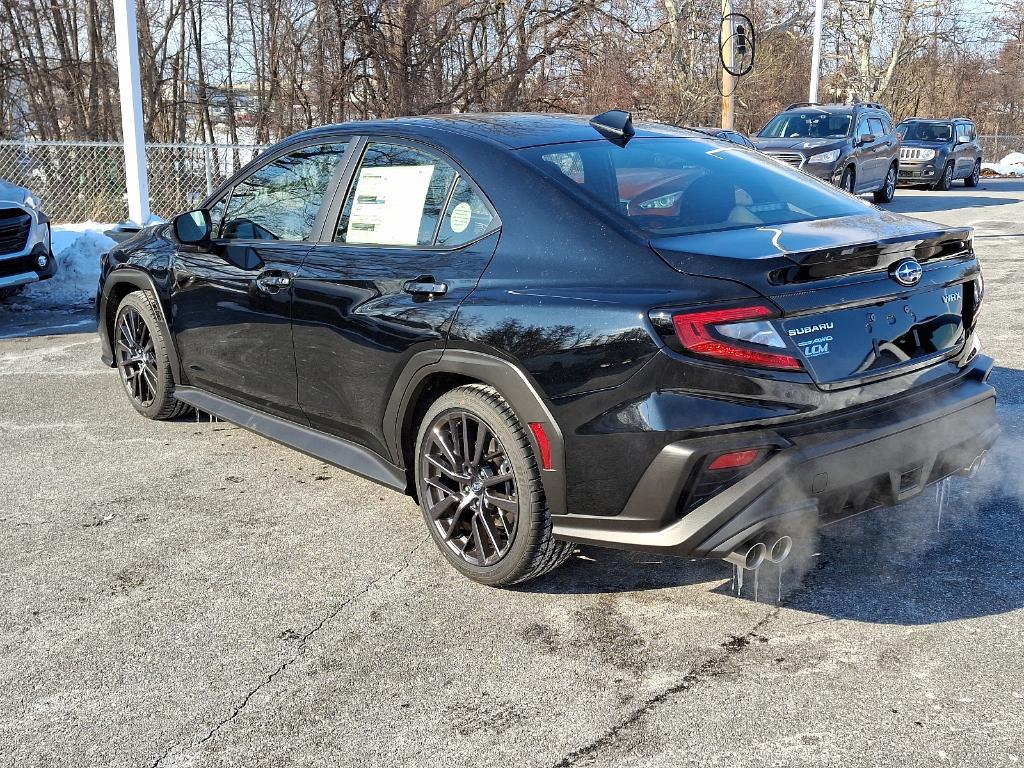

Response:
(174, 387), (408, 492)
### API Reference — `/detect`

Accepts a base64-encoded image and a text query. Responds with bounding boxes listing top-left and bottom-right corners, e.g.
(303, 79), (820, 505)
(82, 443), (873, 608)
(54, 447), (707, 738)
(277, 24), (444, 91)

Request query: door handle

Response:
(403, 276), (448, 298)
(255, 271), (293, 294)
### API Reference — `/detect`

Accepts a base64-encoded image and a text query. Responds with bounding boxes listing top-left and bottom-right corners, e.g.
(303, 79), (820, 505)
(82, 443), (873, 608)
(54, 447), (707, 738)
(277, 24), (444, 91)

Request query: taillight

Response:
(670, 305), (802, 370)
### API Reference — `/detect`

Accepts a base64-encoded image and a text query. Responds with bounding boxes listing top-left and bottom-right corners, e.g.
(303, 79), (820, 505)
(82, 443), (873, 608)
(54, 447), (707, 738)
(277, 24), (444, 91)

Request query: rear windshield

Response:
(897, 122), (953, 142)
(759, 111), (851, 139)
(522, 138), (869, 237)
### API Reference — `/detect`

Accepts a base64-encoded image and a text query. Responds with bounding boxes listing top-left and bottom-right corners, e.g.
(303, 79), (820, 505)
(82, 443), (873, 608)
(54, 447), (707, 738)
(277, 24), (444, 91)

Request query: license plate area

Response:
(781, 284), (966, 384)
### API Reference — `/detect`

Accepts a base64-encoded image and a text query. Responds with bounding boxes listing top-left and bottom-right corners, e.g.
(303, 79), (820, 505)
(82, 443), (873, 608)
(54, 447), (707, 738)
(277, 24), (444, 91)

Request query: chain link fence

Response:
(0, 140), (266, 223)
(5, 135), (1024, 224)
(979, 135), (1024, 163)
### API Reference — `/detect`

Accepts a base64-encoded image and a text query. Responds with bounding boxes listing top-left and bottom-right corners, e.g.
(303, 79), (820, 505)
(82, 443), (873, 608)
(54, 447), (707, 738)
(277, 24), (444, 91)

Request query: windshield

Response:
(759, 111), (851, 139)
(897, 122), (953, 142)
(522, 138), (870, 237)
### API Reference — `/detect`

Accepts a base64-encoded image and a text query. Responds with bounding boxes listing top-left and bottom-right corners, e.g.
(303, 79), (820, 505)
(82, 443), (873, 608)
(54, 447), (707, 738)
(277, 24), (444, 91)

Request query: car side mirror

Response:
(859, 133), (876, 145)
(956, 136), (970, 144)
(173, 209), (212, 246)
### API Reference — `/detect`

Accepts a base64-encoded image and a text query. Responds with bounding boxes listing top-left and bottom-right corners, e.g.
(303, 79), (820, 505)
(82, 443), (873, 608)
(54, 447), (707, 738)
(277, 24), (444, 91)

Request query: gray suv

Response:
(896, 118), (982, 190)
(754, 102), (900, 204)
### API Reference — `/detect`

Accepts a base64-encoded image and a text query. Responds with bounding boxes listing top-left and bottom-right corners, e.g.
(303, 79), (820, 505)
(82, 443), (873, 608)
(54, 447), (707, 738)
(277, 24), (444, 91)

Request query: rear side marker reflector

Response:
(671, 305), (803, 370)
(707, 449), (761, 471)
(529, 422), (553, 470)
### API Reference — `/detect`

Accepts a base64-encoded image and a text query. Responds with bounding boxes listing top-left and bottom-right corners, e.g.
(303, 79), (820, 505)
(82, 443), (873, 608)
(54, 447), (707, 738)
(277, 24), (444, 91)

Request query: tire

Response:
(873, 163), (897, 204)
(113, 291), (191, 420)
(965, 159), (981, 187)
(839, 166), (855, 194)
(0, 285), (26, 301)
(934, 162), (954, 191)
(414, 384), (574, 587)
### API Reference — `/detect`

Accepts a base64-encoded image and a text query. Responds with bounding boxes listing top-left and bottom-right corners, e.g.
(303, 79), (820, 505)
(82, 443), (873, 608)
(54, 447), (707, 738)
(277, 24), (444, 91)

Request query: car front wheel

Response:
(965, 159), (981, 187)
(415, 384), (574, 586)
(113, 291), (191, 420)
(839, 166), (855, 194)
(873, 164), (897, 204)
(934, 162), (954, 191)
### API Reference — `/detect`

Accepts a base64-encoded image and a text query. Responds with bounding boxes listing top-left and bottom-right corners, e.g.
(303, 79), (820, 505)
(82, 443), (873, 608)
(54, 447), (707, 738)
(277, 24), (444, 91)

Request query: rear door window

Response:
(335, 143), (457, 246)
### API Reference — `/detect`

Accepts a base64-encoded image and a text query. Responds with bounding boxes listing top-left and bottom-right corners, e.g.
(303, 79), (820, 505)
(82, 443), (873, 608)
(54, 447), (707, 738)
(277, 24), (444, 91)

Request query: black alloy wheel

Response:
(415, 384), (575, 586)
(116, 305), (159, 408)
(421, 409), (519, 567)
(113, 291), (191, 420)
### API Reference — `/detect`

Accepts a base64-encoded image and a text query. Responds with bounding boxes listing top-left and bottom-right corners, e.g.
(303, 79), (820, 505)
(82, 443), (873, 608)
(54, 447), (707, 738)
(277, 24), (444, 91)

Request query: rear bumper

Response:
(552, 355), (999, 558)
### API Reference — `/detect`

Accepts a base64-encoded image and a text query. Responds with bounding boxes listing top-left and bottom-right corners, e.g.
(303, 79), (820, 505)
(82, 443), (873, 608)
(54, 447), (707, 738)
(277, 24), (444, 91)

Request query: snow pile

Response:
(981, 151), (1024, 177)
(19, 222), (116, 308)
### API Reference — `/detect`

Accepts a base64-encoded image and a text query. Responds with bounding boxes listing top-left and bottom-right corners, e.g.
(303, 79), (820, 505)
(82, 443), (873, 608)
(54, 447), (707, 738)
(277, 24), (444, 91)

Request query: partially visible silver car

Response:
(0, 180), (54, 299)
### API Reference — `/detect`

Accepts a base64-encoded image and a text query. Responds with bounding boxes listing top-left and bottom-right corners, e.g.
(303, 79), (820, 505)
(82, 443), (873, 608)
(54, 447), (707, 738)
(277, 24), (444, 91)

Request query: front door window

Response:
(218, 143), (348, 242)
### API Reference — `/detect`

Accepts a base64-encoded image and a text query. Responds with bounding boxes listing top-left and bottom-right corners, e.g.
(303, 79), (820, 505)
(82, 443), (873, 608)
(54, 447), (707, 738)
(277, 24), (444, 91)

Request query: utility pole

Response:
(808, 0), (825, 102)
(113, 0), (150, 225)
(721, 0), (735, 129)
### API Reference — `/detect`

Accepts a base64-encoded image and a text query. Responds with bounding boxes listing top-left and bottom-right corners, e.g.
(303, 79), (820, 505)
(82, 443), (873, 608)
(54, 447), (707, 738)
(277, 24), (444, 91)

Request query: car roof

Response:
(901, 117), (971, 124)
(780, 102), (891, 115)
(287, 112), (701, 150)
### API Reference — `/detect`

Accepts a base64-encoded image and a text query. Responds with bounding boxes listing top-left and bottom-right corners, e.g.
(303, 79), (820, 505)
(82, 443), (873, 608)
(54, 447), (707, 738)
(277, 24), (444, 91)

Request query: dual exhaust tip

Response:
(726, 534), (793, 571)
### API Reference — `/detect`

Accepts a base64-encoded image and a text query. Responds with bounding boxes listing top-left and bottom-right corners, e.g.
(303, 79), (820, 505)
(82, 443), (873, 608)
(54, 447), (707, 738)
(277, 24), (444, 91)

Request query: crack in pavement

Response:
(546, 607), (781, 768)
(149, 536), (429, 768)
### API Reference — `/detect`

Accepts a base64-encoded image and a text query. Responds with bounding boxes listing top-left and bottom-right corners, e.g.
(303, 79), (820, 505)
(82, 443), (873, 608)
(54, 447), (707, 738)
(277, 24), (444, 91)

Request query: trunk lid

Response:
(651, 213), (979, 386)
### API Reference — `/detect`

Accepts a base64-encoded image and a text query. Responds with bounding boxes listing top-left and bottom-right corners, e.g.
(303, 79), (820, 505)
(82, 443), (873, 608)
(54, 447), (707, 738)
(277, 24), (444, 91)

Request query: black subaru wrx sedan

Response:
(96, 112), (998, 586)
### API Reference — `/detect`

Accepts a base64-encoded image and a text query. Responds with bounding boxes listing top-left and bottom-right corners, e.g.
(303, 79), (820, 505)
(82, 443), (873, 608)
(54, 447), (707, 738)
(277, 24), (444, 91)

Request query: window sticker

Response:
(449, 201), (472, 233)
(346, 165), (434, 245)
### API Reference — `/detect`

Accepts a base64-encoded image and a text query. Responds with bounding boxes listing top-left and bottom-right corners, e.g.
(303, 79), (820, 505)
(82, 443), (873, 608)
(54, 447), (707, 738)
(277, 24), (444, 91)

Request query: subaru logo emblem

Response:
(891, 258), (923, 287)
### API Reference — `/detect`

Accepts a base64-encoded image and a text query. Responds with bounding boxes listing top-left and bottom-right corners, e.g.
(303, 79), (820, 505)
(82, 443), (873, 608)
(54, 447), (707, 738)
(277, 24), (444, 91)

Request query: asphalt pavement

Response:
(1, 181), (1023, 767)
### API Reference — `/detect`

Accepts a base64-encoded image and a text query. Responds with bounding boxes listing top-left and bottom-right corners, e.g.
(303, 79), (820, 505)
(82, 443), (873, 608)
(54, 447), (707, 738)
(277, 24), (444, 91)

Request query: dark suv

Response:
(755, 102), (900, 203)
(96, 112), (997, 587)
(896, 118), (982, 190)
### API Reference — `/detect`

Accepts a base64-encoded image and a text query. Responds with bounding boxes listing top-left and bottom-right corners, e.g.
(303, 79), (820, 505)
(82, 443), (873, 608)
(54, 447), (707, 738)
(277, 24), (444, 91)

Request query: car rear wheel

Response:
(873, 164), (897, 204)
(839, 166), (855, 194)
(415, 384), (574, 586)
(965, 159), (981, 187)
(934, 162), (954, 191)
(114, 291), (191, 420)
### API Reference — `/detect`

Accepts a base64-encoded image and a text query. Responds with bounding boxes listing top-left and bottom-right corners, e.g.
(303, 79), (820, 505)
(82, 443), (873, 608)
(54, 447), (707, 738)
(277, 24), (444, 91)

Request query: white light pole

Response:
(808, 0), (825, 102)
(721, 0), (735, 129)
(113, 0), (151, 225)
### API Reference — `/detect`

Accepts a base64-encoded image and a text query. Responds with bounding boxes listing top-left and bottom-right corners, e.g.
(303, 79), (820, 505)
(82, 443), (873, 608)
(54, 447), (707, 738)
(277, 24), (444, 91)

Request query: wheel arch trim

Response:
(384, 348), (567, 515)
(98, 268), (181, 384)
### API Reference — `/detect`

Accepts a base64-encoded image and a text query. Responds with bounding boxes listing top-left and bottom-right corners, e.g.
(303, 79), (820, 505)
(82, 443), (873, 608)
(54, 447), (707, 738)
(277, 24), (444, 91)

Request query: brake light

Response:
(671, 305), (802, 370)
